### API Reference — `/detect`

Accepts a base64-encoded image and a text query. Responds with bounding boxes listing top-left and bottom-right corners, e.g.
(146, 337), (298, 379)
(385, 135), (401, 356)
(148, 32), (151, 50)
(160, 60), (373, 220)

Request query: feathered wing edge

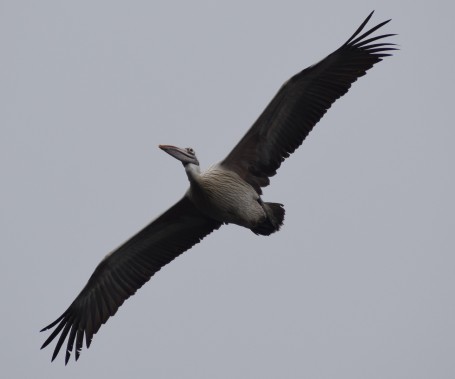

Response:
(221, 11), (397, 194)
(40, 196), (222, 364)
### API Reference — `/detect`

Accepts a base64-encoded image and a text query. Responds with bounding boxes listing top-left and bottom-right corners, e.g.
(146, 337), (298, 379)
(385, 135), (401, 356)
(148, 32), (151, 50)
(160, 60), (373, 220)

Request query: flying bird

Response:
(41, 11), (396, 364)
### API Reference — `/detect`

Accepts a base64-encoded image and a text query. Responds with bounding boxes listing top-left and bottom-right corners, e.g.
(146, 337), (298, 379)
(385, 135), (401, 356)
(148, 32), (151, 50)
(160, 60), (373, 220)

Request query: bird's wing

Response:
(221, 11), (396, 194)
(40, 196), (222, 364)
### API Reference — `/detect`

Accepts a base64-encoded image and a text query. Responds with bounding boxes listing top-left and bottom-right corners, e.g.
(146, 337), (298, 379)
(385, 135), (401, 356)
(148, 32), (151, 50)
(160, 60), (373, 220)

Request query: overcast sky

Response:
(1, 1), (454, 378)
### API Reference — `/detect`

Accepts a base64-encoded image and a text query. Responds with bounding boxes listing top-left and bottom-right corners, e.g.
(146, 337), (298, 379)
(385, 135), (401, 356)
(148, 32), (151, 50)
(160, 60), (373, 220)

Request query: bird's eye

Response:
(186, 148), (194, 154)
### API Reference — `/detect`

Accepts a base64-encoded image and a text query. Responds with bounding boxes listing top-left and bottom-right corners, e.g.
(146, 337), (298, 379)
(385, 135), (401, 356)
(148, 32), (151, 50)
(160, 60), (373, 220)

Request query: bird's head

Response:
(159, 145), (199, 166)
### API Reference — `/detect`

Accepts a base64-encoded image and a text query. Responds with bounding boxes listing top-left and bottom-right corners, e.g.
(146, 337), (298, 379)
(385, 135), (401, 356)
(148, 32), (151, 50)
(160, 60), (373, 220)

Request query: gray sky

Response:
(2, 1), (454, 378)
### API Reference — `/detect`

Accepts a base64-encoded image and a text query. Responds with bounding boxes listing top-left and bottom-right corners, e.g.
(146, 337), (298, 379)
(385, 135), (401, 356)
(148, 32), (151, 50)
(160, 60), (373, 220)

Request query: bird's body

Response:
(41, 11), (397, 364)
(186, 163), (266, 229)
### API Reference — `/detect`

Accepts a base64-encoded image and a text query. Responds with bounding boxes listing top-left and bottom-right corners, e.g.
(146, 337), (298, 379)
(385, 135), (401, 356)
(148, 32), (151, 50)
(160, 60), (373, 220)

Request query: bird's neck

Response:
(184, 163), (201, 183)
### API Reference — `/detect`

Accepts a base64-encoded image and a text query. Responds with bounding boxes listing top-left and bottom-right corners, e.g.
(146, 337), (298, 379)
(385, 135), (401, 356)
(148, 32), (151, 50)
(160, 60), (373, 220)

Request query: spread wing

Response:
(221, 11), (396, 194)
(41, 196), (222, 364)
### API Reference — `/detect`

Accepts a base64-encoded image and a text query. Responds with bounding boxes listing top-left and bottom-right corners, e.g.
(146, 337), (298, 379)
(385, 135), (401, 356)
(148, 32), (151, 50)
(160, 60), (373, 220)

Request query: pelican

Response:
(41, 11), (396, 364)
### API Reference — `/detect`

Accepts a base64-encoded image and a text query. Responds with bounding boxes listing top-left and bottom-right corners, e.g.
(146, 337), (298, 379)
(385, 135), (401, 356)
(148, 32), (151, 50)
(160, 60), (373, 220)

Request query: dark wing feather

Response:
(41, 196), (222, 364)
(221, 11), (397, 194)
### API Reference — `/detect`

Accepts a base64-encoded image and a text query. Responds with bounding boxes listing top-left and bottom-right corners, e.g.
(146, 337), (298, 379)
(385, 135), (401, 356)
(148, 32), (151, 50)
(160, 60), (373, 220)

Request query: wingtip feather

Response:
(344, 11), (375, 46)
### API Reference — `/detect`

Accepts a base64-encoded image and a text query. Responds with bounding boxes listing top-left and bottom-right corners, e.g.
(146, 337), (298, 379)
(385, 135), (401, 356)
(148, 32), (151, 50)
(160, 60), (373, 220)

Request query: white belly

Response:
(187, 165), (265, 228)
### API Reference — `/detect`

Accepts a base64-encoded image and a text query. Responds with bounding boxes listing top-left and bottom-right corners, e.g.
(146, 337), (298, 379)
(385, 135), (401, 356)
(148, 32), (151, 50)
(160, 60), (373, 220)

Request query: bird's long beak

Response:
(159, 144), (177, 151)
(159, 145), (199, 165)
(159, 144), (182, 156)
(159, 145), (190, 162)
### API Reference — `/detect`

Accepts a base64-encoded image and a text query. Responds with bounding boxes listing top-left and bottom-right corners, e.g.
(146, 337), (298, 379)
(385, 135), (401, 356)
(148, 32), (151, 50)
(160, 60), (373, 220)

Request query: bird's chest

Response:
(188, 169), (264, 227)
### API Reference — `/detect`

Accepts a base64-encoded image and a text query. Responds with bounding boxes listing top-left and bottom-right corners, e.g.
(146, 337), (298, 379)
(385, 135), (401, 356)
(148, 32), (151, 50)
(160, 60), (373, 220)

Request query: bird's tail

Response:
(251, 202), (285, 236)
